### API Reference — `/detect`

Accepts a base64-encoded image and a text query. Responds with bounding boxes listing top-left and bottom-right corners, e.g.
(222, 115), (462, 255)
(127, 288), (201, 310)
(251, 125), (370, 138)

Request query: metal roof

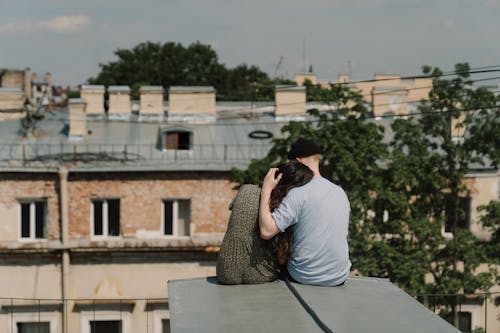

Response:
(168, 276), (461, 333)
(0, 108), (285, 171)
(108, 85), (131, 93)
(169, 86), (215, 93)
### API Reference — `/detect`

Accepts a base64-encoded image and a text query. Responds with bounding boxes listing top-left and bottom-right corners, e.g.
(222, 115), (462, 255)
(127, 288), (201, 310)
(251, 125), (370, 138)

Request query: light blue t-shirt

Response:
(272, 177), (351, 286)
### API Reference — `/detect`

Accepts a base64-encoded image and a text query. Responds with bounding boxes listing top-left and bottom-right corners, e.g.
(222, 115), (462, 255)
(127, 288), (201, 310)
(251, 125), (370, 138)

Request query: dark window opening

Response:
(20, 201), (46, 239)
(21, 202), (31, 238)
(443, 311), (472, 333)
(93, 199), (120, 237)
(93, 200), (104, 236)
(166, 131), (191, 150)
(445, 196), (471, 233)
(107, 199), (120, 236)
(35, 201), (46, 238)
(90, 320), (122, 333)
(164, 201), (173, 235)
(18, 322), (50, 333)
(163, 200), (190, 236)
(162, 319), (171, 333)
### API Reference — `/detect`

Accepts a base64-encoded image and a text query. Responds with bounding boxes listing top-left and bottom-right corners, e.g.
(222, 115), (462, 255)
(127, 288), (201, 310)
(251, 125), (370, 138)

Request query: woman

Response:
(217, 160), (313, 284)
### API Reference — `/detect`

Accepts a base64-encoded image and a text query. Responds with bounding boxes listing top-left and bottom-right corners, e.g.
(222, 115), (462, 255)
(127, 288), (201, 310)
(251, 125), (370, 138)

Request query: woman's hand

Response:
(262, 168), (282, 196)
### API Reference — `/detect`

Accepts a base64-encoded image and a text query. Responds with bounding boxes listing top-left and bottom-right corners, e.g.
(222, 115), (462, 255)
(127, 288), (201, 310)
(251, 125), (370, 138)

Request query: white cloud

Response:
(484, 0), (500, 7)
(0, 15), (90, 35)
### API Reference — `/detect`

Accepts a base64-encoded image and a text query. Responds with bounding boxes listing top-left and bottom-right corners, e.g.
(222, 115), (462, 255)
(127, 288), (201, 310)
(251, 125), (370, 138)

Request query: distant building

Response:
(0, 67), (54, 121)
(294, 72), (433, 117)
(0, 83), (497, 333)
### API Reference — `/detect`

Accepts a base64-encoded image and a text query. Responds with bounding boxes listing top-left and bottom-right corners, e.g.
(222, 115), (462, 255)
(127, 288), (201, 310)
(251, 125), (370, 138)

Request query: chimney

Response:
(44, 72), (53, 99)
(294, 72), (318, 86)
(24, 67), (31, 100)
(275, 85), (306, 116)
(168, 86), (215, 116)
(68, 98), (86, 139)
(108, 85), (131, 114)
(81, 85), (105, 116)
(338, 74), (350, 84)
(140, 86), (164, 115)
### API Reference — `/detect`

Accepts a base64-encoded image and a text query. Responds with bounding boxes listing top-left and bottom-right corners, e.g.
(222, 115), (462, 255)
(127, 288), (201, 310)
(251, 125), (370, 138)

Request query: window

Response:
(162, 319), (170, 333)
(165, 131), (191, 150)
(19, 200), (47, 240)
(92, 199), (120, 238)
(90, 320), (121, 333)
(17, 322), (50, 333)
(445, 196), (471, 233)
(443, 311), (472, 333)
(163, 199), (190, 237)
(80, 310), (130, 333)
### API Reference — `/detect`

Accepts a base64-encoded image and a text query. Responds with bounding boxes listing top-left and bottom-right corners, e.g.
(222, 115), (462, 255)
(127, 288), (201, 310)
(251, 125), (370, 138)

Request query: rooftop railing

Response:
(0, 292), (498, 333)
(0, 143), (272, 167)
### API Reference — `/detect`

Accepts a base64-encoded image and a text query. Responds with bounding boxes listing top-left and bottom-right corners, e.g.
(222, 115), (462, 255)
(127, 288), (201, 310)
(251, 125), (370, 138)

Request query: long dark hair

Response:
(269, 160), (313, 268)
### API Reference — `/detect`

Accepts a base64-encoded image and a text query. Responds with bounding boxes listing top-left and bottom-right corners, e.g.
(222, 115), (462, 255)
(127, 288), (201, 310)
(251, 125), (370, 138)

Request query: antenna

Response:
(302, 37), (307, 73)
(273, 56), (285, 79)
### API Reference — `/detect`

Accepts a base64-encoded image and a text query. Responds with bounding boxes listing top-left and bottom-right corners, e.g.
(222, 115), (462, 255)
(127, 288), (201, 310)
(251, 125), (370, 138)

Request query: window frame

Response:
(18, 199), (48, 242)
(9, 311), (58, 333)
(80, 310), (131, 333)
(161, 199), (191, 238)
(90, 198), (121, 240)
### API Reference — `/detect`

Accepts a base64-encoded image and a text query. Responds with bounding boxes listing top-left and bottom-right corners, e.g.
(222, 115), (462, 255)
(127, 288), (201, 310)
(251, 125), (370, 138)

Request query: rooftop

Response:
(168, 276), (461, 333)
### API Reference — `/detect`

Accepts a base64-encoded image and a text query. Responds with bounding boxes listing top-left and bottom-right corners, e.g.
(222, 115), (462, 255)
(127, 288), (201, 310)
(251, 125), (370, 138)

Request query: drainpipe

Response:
(59, 167), (69, 333)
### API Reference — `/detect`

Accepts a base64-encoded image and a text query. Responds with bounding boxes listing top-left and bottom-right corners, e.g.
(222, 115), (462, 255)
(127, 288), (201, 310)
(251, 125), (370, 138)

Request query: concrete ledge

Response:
(168, 276), (461, 333)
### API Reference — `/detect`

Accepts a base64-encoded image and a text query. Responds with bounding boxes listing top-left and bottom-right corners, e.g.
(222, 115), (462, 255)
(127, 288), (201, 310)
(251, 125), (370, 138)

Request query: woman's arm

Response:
(259, 168), (282, 240)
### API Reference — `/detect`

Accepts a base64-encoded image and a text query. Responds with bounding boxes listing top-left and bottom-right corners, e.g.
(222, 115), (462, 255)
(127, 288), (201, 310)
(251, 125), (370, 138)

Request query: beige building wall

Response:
(80, 85), (105, 115)
(108, 86), (131, 114)
(321, 74), (433, 116)
(68, 98), (87, 138)
(168, 87), (215, 116)
(140, 86), (164, 115)
(466, 172), (500, 240)
(275, 86), (306, 116)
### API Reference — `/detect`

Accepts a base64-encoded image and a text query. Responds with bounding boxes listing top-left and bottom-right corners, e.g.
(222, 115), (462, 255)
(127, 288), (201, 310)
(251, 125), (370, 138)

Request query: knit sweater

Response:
(216, 184), (278, 284)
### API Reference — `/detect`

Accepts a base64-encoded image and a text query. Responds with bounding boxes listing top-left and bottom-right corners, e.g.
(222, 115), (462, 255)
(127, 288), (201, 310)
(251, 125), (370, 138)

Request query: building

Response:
(0, 83), (497, 333)
(295, 72), (433, 117)
(0, 85), (311, 333)
(0, 68), (54, 121)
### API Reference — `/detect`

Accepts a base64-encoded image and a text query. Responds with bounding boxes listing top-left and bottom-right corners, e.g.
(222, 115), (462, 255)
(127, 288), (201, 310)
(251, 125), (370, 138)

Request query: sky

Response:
(1, 0), (500, 86)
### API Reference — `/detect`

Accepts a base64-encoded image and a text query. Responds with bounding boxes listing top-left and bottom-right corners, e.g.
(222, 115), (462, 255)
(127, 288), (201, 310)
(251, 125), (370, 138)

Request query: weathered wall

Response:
(169, 92), (215, 115)
(67, 172), (235, 240)
(0, 173), (60, 242)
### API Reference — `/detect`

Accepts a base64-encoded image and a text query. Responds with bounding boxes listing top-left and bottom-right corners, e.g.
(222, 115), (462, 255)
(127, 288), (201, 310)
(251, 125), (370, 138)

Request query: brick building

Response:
(0, 83), (497, 332)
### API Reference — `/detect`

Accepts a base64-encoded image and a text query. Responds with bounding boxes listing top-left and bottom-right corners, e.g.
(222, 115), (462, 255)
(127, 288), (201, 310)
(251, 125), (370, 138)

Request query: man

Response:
(259, 138), (351, 286)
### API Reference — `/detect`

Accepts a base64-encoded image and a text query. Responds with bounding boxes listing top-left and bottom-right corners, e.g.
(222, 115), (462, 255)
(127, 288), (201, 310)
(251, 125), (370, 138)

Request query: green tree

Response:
(357, 63), (499, 327)
(231, 64), (499, 329)
(88, 41), (292, 100)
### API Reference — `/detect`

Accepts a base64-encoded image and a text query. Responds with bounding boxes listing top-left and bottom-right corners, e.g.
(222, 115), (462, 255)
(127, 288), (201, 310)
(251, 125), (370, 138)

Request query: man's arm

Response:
(259, 168), (282, 240)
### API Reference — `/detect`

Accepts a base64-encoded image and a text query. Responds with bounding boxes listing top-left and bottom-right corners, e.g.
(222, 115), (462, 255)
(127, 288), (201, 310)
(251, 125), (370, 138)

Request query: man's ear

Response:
(296, 157), (304, 164)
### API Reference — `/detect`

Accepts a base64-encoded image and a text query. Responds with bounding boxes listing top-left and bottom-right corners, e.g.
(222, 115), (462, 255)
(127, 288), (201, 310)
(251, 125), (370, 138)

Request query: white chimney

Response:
(168, 86), (216, 117)
(140, 86), (164, 115)
(275, 85), (306, 116)
(68, 98), (86, 139)
(108, 85), (131, 114)
(81, 85), (105, 116)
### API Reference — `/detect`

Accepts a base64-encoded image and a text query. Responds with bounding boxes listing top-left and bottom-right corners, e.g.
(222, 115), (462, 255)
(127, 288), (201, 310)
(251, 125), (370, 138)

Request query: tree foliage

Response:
(231, 64), (499, 319)
(88, 41), (293, 100)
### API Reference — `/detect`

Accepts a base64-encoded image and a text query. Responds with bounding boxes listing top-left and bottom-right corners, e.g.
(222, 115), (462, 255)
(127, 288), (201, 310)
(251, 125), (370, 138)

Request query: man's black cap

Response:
(287, 138), (323, 159)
